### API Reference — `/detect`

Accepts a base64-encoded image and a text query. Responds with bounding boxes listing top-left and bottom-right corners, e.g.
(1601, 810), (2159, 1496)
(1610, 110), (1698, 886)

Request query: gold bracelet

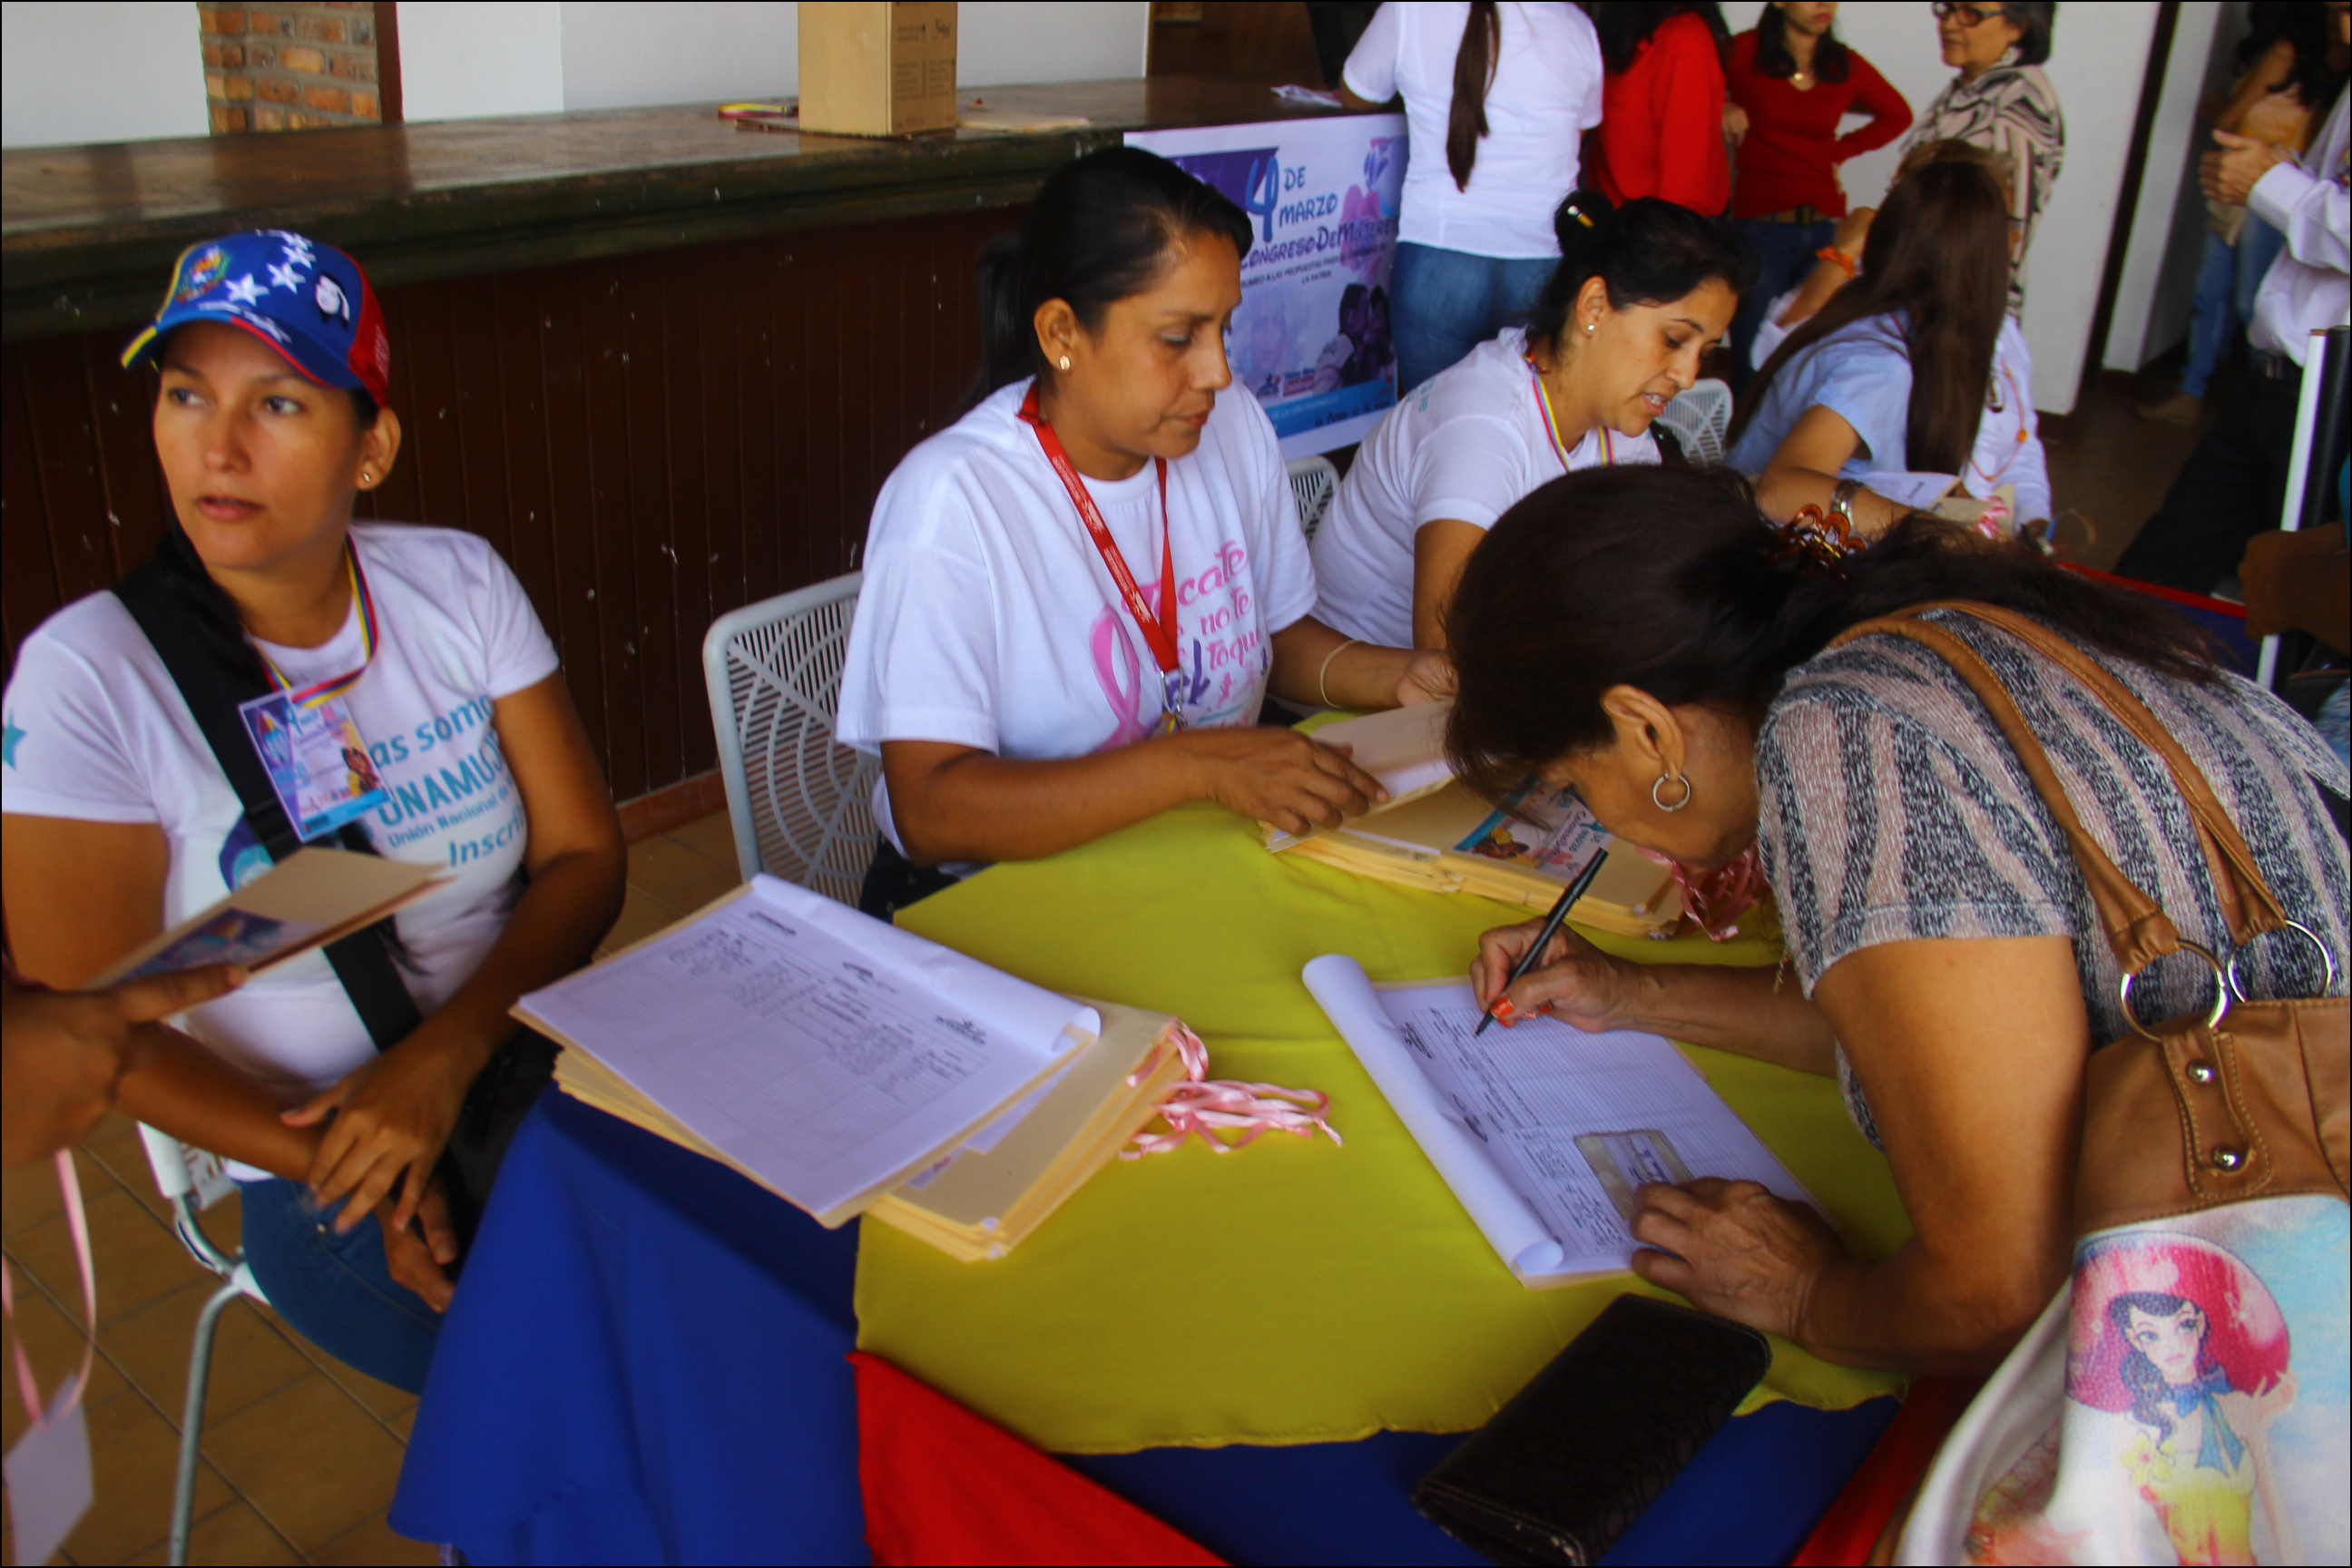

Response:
(1318, 638), (1361, 709)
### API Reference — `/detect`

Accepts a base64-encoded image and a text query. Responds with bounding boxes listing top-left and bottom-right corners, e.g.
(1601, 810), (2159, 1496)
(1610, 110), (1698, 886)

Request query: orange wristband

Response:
(1817, 246), (1858, 277)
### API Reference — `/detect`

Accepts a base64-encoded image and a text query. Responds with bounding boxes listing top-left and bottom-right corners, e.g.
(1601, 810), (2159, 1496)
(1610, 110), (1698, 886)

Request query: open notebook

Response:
(1304, 956), (1821, 1287)
(520, 876), (1193, 1254)
(1267, 704), (1681, 936)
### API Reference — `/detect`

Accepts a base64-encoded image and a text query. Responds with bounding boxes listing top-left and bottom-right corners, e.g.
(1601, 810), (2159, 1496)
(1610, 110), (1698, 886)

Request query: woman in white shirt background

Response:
(1727, 150), (2051, 539)
(835, 148), (1448, 917)
(1312, 191), (1754, 651)
(1, 232), (627, 1394)
(1338, 1), (1607, 392)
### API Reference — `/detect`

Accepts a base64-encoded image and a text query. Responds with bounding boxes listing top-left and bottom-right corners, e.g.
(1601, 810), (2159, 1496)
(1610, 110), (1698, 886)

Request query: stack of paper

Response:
(519, 876), (1192, 1257)
(1304, 956), (1823, 1287)
(1268, 706), (1681, 936)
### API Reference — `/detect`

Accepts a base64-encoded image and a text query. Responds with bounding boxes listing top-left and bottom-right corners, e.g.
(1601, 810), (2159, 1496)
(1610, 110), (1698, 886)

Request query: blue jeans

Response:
(2180, 216), (2288, 399)
(238, 1178), (441, 1395)
(1390, 242), (1558, 393)
(1728, 218), (1836, 392)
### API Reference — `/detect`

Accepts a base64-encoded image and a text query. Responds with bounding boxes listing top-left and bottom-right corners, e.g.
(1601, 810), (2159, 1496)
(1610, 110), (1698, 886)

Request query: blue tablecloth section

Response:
(391, 1093), (1896, 1565)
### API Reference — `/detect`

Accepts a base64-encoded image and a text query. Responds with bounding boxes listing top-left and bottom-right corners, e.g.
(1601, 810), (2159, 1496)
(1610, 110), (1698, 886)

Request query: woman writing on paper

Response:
(834, 149), (1448, 917)
(0, 233), (627, 1394)
(1726, 151), (2053, 542)
(1309, 193), (1754, 651)
(1446, 464), (2347, 1372)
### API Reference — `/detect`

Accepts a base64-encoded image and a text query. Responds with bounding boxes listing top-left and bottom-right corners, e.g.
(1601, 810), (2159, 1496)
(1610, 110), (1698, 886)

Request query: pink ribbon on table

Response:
(1121, 1023), (1342, 1159)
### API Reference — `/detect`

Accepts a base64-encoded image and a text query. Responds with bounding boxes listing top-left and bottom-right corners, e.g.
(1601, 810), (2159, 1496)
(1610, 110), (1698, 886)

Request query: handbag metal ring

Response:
(2120, 939), (2229, 1042)
(2225, 919), (2338, 1004)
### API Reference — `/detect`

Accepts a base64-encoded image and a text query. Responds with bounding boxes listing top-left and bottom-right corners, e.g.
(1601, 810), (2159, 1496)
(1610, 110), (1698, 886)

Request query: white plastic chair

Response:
(136, 1125), (263, 1568)
(702, 573), (879, 905)
(1654, 377), (1734, 466)
(1287, 454), (1339, 541)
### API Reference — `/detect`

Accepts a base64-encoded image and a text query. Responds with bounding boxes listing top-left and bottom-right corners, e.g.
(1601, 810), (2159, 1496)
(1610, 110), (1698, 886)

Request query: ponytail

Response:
(1522, 191), (1756, 353)
(968, 146), (1253, 407)
(1442, 466), (2216, 798)
(1446, 0), (1500, 192)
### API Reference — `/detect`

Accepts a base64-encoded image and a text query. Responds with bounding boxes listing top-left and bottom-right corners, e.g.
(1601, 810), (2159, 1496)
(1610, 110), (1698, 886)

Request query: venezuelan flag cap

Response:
(121, 230), (389, 405)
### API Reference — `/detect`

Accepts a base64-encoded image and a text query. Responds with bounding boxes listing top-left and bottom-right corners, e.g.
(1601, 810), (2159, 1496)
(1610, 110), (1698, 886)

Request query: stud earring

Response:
(1585, 321), (1597, 335)
(1057, 355), (1072, 372)
(359, 469), (373, 485)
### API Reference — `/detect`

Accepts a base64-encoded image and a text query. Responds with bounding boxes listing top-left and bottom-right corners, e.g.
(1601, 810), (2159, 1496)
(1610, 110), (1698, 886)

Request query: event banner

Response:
(1128, 113), (1407, 459)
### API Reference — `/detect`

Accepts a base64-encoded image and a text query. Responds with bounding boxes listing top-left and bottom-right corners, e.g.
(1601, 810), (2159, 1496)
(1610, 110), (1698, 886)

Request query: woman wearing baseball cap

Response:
(1, 232), (626, 1393)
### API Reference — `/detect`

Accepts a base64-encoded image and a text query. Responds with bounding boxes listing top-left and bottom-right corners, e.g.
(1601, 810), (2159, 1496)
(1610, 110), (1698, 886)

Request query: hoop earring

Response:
(1651, 769), (1692, 812)
(1057, 355), (1072, 372)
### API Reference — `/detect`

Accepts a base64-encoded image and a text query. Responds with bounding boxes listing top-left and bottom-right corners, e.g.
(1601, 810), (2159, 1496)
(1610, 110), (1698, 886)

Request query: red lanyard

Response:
(1017, 383), (1186, 730)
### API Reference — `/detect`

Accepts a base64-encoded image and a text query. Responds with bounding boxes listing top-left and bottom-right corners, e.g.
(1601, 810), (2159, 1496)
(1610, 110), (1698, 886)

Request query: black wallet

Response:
(1411, 1294), (1773, 1566)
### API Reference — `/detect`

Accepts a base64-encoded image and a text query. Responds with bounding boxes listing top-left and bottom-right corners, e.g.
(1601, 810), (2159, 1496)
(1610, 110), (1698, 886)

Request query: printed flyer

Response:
(1128, 113), (1407, 459)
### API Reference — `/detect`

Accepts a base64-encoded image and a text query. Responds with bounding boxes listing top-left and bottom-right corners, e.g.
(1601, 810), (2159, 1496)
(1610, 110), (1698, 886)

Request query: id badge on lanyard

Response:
(235, 545), (393, 840)
(1018, 384), (1188, 734)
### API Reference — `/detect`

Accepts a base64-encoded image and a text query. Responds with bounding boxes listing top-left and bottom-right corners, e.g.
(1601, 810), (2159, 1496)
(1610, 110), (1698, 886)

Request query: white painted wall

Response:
(398, 1), (565, 121)
(1, 1), (208, 149)
(2105, 1), (2251, 372)
(398, 1), (1148, 120)
(1725, 0), (2164, 414)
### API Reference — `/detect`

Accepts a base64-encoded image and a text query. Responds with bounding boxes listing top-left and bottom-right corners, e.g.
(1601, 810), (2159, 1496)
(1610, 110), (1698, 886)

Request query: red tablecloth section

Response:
(853, 1350), (1224, 1567)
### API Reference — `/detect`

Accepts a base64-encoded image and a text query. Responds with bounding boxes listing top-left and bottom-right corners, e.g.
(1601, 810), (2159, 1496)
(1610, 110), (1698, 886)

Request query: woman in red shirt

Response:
(1585, 2), (1734, 217)
(1725, 2), (1910, 391)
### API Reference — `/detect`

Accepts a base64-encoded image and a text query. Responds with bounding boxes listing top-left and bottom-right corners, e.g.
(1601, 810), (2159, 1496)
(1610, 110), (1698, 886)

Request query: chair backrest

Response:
(137, 1123), (237, 1211)
(1287, 454), (1339, 541)
(702, 573), (879, 906)
(1655, 378), (1733, 466)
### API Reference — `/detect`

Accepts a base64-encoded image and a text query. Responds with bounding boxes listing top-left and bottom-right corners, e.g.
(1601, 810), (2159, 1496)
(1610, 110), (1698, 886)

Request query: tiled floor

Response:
(2, 811), (748, 1566)
(3, 378), (2220, 1565)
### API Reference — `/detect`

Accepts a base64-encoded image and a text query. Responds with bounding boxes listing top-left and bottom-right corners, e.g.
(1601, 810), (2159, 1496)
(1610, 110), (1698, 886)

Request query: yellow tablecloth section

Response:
(857, 800), (1913, 1454)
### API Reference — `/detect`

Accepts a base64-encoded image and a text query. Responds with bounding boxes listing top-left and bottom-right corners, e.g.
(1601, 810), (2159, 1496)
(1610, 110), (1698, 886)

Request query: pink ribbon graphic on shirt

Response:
(1121, 1023), (1342, 1157)
(1091, 609), (1152, 750)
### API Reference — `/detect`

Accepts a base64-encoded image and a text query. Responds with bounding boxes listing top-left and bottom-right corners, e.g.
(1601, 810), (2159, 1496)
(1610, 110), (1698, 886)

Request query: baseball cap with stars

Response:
(122, 230), (390, 406)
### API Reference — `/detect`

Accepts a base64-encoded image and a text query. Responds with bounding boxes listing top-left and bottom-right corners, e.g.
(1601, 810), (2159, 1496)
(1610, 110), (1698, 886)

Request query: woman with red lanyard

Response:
(1, 232), (627, 1394)
(1722, 2), (1909, 393)
(1310, 192), (1753, 652)
(835, 149), (1448, 917)
(1583, 2), (1735, 217)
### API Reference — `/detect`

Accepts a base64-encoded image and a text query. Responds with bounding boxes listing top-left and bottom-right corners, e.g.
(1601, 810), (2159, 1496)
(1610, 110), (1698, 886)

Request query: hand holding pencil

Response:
(1471, 855), (1609, 1036)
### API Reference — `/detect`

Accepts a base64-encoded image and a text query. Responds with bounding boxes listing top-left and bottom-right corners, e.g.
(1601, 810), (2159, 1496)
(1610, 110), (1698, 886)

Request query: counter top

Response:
(2, 75), (1338, 339)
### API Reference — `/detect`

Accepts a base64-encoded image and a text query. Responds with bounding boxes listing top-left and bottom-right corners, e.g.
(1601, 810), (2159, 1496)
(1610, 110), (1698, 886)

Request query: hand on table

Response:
(2, 964), (245, 1166)
(2200, 131), (2292, 206)
(1469, 918), (1634, 1033)
(377, 1179), (460, 1312)
(286, 1029), (477, 1233)
(1627, 1178), (1845, 1340)
(1181, 726), (1388, 838)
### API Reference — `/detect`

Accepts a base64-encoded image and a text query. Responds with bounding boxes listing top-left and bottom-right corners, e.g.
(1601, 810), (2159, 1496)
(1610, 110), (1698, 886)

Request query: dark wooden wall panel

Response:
(0, 205), (1020, 802)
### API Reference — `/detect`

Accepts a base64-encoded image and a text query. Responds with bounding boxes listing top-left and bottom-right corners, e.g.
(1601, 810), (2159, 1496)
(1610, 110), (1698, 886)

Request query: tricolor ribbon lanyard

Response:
(1526, 358), (1612, 473)
(261, 543), (378, 708)
(1018, 384), (1187, 735)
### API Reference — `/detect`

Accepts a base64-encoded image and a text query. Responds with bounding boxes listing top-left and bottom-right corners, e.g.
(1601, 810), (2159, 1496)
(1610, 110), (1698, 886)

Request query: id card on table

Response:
(238, 690), (389, 840)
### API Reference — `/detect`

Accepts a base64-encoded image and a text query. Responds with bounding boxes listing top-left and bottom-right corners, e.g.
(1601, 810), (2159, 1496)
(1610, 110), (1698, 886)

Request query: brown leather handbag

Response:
(1828, 603), (2348, 1565)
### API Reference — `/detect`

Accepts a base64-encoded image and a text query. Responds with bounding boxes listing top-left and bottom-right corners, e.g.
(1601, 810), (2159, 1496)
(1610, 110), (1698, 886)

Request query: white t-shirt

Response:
(1732, 308), (2053, 524)
(1343, 1), (1604, 260)
(835, 378), (1318, 852)
(2, 523), (560, 1108)
(1311, 328), (1659, 648)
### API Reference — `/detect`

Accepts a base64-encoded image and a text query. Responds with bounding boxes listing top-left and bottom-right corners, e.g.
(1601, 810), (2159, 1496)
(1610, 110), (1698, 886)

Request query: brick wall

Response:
(200, 3), (386, 132)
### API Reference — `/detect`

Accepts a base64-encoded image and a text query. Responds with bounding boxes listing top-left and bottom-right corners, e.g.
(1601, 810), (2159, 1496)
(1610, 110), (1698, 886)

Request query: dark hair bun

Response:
(1553, 189), (1616, 253)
